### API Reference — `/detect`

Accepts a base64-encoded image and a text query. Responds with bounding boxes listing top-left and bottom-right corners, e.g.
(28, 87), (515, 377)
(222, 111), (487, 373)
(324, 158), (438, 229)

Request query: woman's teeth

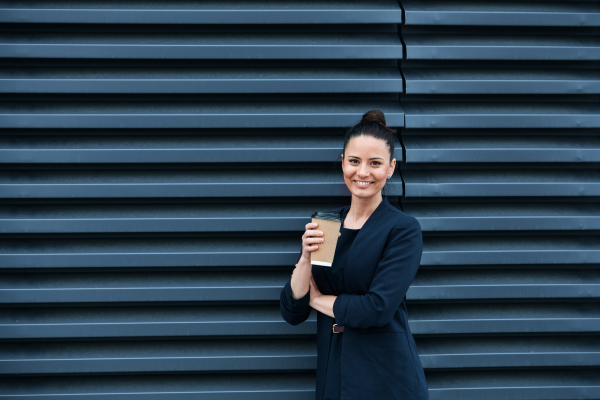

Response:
(355, 181), (373, 187)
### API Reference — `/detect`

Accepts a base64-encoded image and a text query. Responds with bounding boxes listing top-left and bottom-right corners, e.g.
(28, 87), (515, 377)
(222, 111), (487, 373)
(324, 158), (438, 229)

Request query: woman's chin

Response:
(348, 186), (383, 198)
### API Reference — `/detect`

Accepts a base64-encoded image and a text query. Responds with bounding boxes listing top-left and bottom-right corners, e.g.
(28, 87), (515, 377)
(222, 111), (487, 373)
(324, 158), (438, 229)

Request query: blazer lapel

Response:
(343, 196), (392, 284)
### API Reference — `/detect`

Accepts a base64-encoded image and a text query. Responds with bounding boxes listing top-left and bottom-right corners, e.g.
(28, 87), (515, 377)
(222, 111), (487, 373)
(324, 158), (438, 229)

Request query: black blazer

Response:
(280, 196), (428, 400)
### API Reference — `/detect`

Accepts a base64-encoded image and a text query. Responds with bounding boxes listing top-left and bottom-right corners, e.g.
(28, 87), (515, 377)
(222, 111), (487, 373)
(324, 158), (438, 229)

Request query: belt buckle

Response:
(332, 323), (338, 333)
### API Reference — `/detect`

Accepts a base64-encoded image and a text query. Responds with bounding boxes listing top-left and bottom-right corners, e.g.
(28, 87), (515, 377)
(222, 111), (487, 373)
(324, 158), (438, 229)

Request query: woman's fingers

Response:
(303, 230), (323, 238)
(305, 222), (318, 230)
(301, 224), (324, 254)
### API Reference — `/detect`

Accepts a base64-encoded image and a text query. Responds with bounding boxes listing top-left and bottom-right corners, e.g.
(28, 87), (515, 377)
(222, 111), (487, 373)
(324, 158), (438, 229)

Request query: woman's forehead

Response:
(346, 135), (389, 155)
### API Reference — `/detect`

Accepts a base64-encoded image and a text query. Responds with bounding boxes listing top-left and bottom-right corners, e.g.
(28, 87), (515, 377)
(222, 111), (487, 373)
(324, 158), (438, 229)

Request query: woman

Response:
(280, 110), (428, 400)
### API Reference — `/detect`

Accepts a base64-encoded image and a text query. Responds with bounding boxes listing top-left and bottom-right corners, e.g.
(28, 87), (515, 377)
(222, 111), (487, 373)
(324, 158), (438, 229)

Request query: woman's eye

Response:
(349, 160), (380, 165)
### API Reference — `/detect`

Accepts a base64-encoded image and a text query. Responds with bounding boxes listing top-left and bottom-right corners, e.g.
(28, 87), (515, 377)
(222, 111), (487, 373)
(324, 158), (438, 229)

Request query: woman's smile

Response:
(353, 180), (375, 188)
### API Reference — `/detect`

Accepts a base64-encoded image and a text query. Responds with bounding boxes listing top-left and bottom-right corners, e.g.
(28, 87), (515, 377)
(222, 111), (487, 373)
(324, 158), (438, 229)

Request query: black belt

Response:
(332, 323), (344, 333)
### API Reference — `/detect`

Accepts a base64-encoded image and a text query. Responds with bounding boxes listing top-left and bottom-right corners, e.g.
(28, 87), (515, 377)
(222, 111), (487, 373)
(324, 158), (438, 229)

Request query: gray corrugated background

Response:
(0, 1), (599, 398)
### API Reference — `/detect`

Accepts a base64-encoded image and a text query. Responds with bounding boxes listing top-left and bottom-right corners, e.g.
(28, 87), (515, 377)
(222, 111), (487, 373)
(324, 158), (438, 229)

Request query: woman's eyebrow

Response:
(348, 155), (384, 160)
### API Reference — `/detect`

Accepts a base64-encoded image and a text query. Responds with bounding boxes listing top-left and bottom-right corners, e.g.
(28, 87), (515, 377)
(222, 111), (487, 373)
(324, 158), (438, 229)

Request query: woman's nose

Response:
(358, 165), (369, 177)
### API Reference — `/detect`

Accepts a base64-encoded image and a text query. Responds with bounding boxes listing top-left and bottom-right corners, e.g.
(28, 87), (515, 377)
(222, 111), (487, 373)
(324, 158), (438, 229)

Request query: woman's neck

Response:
(345, 192), (383, 229)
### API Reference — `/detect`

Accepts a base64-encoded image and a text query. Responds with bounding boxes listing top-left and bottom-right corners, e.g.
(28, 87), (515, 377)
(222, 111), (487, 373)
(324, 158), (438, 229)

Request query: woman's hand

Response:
(300, 222), (324, 262)
(300, 222), (342, 262)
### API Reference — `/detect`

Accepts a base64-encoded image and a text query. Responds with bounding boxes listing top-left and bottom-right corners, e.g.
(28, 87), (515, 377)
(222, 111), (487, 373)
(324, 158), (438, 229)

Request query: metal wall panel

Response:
(0, 1), (403, 399)
(1, 1), (599, 399)
(401, 0), (600, 399)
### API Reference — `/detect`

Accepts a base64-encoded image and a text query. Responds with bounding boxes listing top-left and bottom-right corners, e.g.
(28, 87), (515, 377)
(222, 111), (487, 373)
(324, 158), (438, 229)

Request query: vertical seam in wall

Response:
(398, 128), (406, 208)
(398, 0), (407, 62)
(397, 0), (407, 204)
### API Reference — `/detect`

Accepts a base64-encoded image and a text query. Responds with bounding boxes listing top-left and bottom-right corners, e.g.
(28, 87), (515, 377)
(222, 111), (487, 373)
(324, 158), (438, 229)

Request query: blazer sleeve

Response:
(332, 216), (423, 329)
(280, 279), (312, 326)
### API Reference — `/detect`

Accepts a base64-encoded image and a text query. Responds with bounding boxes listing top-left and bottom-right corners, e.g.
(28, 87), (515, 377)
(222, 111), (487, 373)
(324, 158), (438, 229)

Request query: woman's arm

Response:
(308, 274), (336, 318)
(290, 258), (312, 299)
(332, 217), (423, 329)
(280, 221), (339, 325)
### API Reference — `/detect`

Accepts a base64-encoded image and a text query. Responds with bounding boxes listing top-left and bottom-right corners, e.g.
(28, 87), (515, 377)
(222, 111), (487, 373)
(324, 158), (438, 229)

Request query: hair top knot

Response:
(359, 110), (387, 127)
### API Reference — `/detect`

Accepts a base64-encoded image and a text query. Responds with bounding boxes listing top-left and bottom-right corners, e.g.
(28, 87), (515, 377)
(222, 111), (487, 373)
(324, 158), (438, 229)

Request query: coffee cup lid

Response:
(311, 212), (341, 222)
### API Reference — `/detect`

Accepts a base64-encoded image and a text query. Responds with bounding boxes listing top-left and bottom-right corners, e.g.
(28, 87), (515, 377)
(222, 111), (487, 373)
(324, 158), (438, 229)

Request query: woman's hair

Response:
(342, 110), (397, 163)
(340, 110), (399, 197)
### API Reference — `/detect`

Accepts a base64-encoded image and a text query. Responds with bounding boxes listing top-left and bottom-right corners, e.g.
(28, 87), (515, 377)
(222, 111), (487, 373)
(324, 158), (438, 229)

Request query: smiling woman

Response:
(280, 110), (429, 400)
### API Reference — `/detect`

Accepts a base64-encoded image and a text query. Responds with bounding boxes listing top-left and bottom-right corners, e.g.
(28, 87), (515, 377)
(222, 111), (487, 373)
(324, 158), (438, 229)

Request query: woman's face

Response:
(341, 135), (396, 199)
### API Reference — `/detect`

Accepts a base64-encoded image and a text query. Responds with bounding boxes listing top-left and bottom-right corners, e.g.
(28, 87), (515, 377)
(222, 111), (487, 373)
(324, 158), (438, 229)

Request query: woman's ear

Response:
(389, 158), (396, 176)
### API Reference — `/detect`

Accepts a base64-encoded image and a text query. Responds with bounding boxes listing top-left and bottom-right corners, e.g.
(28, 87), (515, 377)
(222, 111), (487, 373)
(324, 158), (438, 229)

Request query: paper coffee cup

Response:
(310, 212), (342, 267)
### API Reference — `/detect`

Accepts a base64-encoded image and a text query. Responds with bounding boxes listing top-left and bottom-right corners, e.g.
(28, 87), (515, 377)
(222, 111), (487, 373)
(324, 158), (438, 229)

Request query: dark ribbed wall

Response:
(0, 1), (598, 399)
(400, 1), (600, 398)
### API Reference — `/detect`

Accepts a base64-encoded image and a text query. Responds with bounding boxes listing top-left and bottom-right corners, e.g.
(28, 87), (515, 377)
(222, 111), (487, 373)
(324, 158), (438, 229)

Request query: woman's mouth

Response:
(353, 180), (374, 188)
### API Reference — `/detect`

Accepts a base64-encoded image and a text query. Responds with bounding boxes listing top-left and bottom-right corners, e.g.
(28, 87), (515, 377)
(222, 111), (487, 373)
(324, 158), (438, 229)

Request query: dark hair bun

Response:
(360, 110), (387, 126)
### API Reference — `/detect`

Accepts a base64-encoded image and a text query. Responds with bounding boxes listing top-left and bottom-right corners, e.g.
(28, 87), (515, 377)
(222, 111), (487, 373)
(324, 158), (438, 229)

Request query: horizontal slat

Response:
(2, 336), (598, 375)
(0, 33), (403, 59)
(0, 237), (302, 268)
(0, 201), (353, 233)
(403, 69), (600, 94)
(426, 371), (600, 400)
(402, 103), (600, 128)
(0, 169), (402, 198)
(404, 202), (600, 231)
(402, 0), (600, 27)
(0, 271), (291, 303)
(409, 303), (600, 335)
(403, 35), (600, 60)
(0, 339), (317, 374)
(1, 201), (595, 234)
(425, 352), (600, 369)
(2, 268), (599, 304)
(0, 67), (403, 94)
(419, 336), (600, 369)
(0, 0), (403, 24)
(0, 286), (281, 304)
(403, 135), (600, 162)
(0, 135), (401, 164)
(410, 269), (600, 300)
(1, 303), (598, 339)
(4, 281), (599, 304)
(403, 169), (600, 197)
(3, 235), (599, 268)
(0, 355), (314, 375)
(420, 235), (600, 266)
(0, 372), (598, 399)
(0, 373), (316, 399)
(0, 101), (405, 128)
(0, 305), (317, 339)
